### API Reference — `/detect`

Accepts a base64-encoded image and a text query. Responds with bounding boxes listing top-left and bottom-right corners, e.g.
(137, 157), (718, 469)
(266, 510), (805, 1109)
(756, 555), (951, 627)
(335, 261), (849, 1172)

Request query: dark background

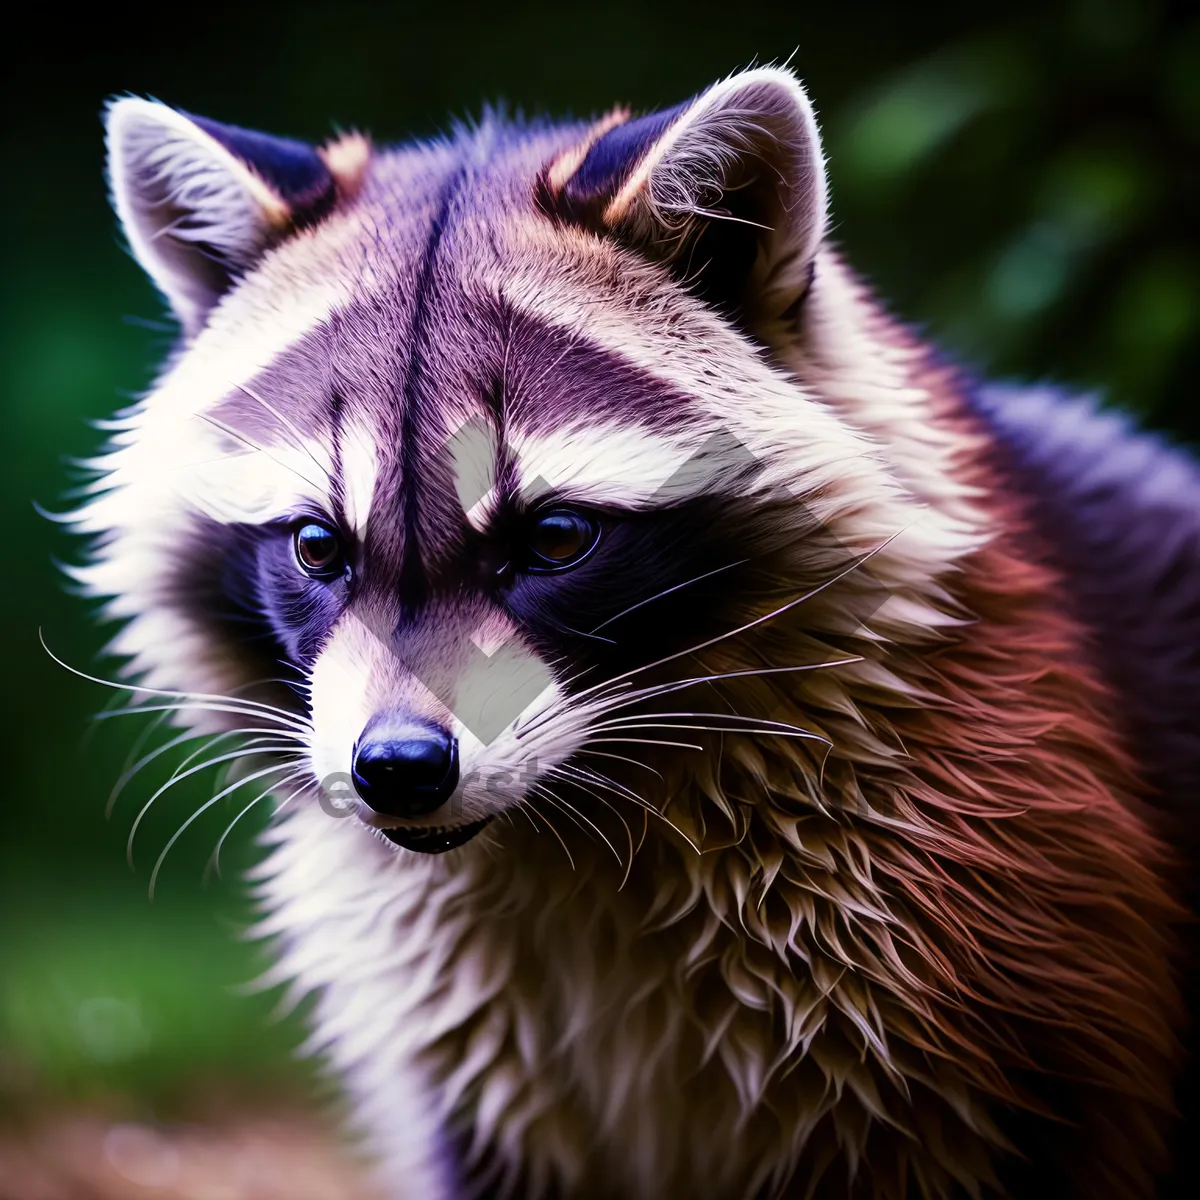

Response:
(1, 0), (1196, 1181)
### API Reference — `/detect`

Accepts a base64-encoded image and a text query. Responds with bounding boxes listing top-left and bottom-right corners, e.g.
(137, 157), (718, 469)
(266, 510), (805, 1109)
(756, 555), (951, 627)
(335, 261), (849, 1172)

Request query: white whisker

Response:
(205, 770), (311, 881)
(106, 725), (301, 819)
(150, 761), (298, 898)
(555, 755), (700, 854)
(540, 784), (623, 869)
(94, 701), (311, 736)
(127, 741), (302, 866)
(554, 760), (644, 805)
(544, 769), (628, 867)
(589, 558), (749, 634)
(574, 748), (663, 779)
(42, 633), (313, 729)
(526, 786), (576, 871)
(586, 736), (704, 752)
(591, 714), (830, 745)
(107, 722), (195, 819)
(588, 658), (862, 717)
(571, 533), (901, 704)
(514, 542), (887, 755)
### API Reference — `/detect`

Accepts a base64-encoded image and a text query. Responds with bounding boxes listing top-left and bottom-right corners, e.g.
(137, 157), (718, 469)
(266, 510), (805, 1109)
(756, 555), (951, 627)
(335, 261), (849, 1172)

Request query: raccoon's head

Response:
(77, 69), (977, 860)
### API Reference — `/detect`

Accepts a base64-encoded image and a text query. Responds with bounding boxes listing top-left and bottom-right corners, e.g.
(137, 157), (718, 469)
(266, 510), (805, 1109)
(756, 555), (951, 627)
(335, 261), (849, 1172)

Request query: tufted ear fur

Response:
(547, 67), (828, 341)
(105, 98), (366, 336)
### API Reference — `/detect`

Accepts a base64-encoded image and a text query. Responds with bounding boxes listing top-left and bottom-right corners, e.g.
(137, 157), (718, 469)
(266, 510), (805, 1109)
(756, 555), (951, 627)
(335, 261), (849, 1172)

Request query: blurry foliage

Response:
(832, 0), (1198, 429)
(0, 893), (309, 1116)
(0, 0), (1195, 1112)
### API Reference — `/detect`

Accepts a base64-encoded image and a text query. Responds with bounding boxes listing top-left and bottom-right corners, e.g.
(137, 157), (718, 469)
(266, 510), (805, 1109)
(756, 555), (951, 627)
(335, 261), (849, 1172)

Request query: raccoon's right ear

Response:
(105, 98), (365, 337)
(545, 67), (828, 343)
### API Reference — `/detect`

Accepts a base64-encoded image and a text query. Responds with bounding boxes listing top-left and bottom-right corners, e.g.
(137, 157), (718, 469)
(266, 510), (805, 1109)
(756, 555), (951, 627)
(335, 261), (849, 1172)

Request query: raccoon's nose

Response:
(352, 718), (460, 819)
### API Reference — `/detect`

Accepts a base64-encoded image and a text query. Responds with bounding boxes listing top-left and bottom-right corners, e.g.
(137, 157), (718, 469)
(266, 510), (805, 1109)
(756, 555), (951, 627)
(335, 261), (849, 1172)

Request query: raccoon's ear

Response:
(105, 98), (349, 337)
(548, 67), (828, 339)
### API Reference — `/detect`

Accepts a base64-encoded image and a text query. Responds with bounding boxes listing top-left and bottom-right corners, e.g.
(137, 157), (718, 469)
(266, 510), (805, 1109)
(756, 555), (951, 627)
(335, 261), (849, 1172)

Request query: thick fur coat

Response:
(70, 69), (1200, 1198)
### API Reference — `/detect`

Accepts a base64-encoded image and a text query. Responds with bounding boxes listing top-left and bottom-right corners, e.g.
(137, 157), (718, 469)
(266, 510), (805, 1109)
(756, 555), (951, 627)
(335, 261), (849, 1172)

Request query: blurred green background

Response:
(1, 0), (1197, 1153)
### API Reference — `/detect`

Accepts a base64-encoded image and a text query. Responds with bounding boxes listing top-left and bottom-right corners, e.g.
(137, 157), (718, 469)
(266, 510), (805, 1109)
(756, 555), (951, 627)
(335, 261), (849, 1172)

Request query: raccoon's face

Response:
(81, 71), (958, 857)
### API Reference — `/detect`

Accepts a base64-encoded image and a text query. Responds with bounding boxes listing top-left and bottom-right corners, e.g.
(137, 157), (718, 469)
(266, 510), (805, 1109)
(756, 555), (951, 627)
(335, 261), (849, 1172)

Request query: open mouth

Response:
(379, 816), (494, 854)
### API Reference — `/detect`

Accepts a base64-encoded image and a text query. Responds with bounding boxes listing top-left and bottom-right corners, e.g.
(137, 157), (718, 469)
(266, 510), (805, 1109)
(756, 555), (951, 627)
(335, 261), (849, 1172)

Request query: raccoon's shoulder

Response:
(970, 383), (1200, 805)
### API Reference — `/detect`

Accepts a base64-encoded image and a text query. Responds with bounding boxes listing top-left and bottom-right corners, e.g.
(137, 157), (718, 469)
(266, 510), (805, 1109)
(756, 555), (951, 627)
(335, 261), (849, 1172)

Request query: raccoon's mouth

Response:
(379, 816), (493, 854)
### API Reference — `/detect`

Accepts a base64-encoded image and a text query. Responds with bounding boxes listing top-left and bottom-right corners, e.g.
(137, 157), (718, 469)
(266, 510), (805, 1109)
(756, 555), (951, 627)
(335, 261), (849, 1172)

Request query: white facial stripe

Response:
(74, 414), (335, 542)
(181, 440), (335, 524)
(74, 207), (391, 606)
(488, 229), (862, 498)
(339, 417), (380, 535)
(149, 207), (372, 423)
(511, 422), (723, 509)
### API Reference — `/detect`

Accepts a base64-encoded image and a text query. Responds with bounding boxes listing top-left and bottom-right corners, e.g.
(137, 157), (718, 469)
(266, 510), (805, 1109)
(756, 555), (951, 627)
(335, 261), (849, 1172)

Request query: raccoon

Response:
(69, 67), (1200, 1198)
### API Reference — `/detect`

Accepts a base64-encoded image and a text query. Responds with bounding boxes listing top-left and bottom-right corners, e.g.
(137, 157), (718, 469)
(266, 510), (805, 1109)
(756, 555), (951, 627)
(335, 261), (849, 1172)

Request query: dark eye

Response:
(294, 521), (344, 578)
(524, 508), (600, 572)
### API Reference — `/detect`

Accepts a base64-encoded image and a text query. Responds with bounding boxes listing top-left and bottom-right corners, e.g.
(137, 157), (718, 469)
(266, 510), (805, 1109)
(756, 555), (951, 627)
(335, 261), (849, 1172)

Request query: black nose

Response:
(352, 718), (459, 819)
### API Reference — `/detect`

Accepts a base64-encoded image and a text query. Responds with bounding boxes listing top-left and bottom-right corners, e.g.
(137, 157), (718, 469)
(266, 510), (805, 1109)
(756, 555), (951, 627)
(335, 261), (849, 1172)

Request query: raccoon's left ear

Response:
(547, 67), (828, 340)
(105, 98), (367, 337)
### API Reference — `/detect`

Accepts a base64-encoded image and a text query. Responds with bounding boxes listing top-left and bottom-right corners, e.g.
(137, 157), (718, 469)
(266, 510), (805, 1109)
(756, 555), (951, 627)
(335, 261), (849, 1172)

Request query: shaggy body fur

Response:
(72, 70), (1198, 1198)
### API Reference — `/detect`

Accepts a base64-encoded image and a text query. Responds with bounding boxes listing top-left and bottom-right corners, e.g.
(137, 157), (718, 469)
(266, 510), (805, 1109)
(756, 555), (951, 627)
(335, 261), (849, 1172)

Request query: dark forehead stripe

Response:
(393, 163), (472, 614)
(502, 307), (704, 437)
(206, 138), (470, 539)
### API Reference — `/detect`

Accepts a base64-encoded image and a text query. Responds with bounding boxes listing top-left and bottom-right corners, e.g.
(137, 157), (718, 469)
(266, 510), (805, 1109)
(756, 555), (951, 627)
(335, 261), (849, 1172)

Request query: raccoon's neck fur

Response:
(257, 266), (1178, 1199)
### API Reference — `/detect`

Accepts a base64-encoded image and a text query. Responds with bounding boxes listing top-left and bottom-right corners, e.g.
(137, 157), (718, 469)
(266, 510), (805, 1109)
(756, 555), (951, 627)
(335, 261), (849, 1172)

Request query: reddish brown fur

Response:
(856, 342), (1183, 1194)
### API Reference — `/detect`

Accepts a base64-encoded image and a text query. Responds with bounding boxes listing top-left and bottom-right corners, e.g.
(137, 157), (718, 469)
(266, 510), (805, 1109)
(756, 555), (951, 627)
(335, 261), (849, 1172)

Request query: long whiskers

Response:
(94, 701), (312, 736)
(513, 541), (890, 825)
(42, 633), (313, 734)
(589, 713), (831, 746)
(587, 735), (705, 752)
(107, 704), (174, 792)
(572, 533), (900, 706)
(588, 558), (750, 634)
(106, 724), (303, 819)
(562, 759), (701, 855)
(128, 739), (300, 867)
(587, 658), (863, 717)
(205, 770), (312, 882)
(547, 763), (644, 888)
(553, 760), (644, 805)
(150, 758), (302, 898)
(536, 778), (624, 869)
(575, 748), (663, 779)
(525, 784), (576, 870)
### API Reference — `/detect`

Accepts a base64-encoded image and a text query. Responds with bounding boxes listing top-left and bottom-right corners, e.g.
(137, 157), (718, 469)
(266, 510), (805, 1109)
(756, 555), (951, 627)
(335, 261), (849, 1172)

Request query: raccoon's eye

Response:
(524, 508), (600, 573)
(294, 521), (344, 578)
